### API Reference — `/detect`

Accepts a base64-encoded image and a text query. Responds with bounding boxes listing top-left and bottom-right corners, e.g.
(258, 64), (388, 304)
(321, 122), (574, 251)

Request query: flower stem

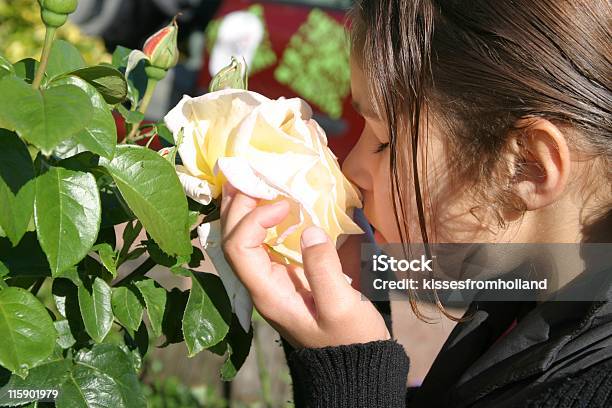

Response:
(126, 78), (159, 142)
(32, 26), (56, 90)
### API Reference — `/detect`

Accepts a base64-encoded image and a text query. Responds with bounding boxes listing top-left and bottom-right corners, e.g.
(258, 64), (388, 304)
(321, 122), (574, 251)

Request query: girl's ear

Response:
(507, 118), (571, 211)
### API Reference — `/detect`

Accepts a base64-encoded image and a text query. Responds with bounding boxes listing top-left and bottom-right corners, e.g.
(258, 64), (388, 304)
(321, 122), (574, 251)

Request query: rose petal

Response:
(176, 165), (214, 205)
(164, 95), (191, 143)
(216, 157), (281, 200)
(229, 98), (317, 157)
(197, 221), (253, 333)
(164, 90), (269, 199)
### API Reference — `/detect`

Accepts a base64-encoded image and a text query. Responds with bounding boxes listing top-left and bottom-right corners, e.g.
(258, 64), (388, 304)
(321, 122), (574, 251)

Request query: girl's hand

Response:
(220, 183), (391, 349)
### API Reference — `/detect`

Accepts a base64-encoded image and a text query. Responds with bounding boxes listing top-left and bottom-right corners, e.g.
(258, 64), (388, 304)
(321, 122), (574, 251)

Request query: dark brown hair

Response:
(349, 0), (611, 320)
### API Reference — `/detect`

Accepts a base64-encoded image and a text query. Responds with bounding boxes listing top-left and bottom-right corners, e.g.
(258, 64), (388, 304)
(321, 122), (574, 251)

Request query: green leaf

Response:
(220, 315), (254, 380)
(111, 286), (144, 332)
(110, 47), (146, 108)
(0, 357), (72, 406)
(134, 278), (166, 338)
(0, 287), (56, 377)
(123, 247), (147, 262)
(111, 46), (132, 68)
(57, 151), (101, 173)
(161, 288), (189, 346)
(48, 76), (116, 159)
(117, 104), (144, 124)
(12, 58), (38, 83)
(0, 76), (93, 155)
(124, 50), (148, 83)
(0, 233), (50, 279)
(124, 321), (149, 358)
(0, 53), (14, 79)
(0, 130), (35, 246)
(0, 177), (35, 247)
(122, 345), (143, 374)
(54, 267), (80, 286)
(78, 277), (113, 343)
(45, 40), (86, 80)
(68, 65), (128, 104)
(93, 243), (118, 277)
(0, 129), (34, 194)
(34, 167), (101, 275)
(145, 237), (176, 267)
(100, 146), (191, 256)
(182, 271), (232, 357)
(55, 344), (146, 408)
(100, 182), (135, 228)
(83, 253), (113, 282)
(121, 221), (142, 257)
(54, 320), (76, 349)
(0, 261), (8, 279)
(52, 278), (88, 344)
(155, 123), (174, 145)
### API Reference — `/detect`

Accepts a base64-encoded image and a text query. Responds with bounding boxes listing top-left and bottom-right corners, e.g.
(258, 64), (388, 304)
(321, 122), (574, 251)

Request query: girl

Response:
(220, 0), (611, 406)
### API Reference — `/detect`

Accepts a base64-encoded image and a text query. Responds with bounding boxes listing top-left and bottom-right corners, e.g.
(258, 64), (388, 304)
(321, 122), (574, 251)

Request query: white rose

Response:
(165, 89), (363, 264)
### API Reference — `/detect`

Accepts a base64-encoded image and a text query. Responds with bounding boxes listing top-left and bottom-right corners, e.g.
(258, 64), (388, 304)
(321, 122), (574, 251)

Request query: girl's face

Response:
(343, 58), (505, 245)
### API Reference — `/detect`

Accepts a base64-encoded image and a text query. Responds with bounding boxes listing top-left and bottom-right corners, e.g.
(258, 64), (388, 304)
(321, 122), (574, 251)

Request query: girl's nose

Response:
(342, 131), (373, 192)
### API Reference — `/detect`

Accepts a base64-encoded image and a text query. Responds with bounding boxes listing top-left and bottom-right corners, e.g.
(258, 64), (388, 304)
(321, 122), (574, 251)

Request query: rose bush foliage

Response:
(0, 4), (251, 407)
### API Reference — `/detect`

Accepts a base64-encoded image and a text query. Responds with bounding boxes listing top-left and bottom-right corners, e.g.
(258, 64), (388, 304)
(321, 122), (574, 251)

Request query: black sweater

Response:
(285, 339), (612, 407)
(282, 275), (612, 407)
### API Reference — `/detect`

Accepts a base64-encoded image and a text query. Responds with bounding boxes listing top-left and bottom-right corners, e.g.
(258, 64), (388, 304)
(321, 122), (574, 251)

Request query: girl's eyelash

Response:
(373, 142), (390, 154)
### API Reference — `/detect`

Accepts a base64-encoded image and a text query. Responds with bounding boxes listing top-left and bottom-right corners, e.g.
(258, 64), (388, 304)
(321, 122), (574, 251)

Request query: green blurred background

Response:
(0, 0), (110, 64)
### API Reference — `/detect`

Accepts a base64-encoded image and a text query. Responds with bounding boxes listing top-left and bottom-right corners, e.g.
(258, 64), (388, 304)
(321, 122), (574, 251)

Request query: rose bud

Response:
(158, 147), (172, 158)
(125, 17), (180, 81)
(39, 0), (79, 28)
(143, 17), (179, 71)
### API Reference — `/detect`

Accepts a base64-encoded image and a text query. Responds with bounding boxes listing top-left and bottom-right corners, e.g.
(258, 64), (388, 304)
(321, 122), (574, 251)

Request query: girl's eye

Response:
(373, 142), (389, 154)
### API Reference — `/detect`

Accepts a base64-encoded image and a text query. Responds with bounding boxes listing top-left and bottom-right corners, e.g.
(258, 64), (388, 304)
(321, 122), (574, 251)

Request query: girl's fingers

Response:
(220, 182), (239, 232)
(300, 226), (352, 313)
(222, 199), (290, 296)
(222, 189), (259, 236)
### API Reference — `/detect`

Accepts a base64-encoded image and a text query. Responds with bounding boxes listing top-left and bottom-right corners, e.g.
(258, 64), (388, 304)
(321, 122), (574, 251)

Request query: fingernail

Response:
(301, 226), (327, 248)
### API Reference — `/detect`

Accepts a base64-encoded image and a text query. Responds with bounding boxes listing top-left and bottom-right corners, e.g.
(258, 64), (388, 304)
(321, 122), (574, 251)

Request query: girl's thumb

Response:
(301, 226), (348, 308)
